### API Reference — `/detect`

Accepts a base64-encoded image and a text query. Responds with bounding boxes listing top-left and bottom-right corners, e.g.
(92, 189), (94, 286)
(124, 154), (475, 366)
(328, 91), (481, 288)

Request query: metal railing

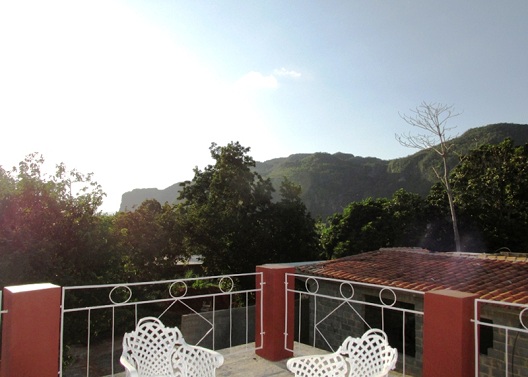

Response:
(0, 289), (6, 331)
(0, 289), (5, 316)
(474, 299), (528, 377)
(60, 272), (262, 377)
(0, 289), (6, 317)
(285, 273), (424, 376)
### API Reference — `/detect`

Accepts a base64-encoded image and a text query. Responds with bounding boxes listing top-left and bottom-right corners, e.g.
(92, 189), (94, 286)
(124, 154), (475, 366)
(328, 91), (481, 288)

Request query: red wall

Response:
(1, 283), (61, 377)
(423, 289), (477, 377)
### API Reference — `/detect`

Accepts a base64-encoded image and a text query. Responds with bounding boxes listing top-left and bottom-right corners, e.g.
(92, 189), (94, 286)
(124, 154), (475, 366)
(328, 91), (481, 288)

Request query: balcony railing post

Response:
(423, 289), (477, 377)
(0, 283), (61, 377)
(255, 264), (295, 361)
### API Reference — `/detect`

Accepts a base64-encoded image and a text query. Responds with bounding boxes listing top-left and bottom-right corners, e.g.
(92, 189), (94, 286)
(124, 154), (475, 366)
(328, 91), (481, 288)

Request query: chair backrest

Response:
(338, 329), (398, 377)
(122, 316), (184, 377)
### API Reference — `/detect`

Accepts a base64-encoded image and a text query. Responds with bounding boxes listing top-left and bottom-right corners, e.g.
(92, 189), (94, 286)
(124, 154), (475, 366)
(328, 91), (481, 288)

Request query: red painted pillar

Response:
(255, 264), (295, 361)
(423, 289), (477, 377)
(1, 283), (61, 377)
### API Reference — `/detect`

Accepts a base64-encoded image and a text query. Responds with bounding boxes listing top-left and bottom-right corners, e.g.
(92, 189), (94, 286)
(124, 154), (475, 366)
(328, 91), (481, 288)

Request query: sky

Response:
(1, 1), (527, 213)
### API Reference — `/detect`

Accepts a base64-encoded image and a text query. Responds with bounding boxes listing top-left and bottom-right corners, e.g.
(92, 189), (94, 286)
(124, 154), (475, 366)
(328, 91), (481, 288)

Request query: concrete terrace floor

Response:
(110, 342), (404, 377)
(217, 343), (404, 377)
(217, 342), (311, 377)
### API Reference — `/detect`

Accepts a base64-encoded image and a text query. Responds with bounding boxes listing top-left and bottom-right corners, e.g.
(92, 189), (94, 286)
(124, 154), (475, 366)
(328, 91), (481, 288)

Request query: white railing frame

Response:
(473, 298), (528, 377)
(285, 273), (424, 377)
(0, 289), (5, 315)
(60, 272), (263, 377)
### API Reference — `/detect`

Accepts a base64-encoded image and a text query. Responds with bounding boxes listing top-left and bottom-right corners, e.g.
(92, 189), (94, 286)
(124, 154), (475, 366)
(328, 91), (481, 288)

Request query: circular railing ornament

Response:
(219, 276), (234, 293)
(305, 277), (319, 294)
(169, 281), (188, 298)
(339, 282), (355, 300)
(109, 285), (132, 305)
(520, 307), (528, 330)
(379, 287), (397, 307)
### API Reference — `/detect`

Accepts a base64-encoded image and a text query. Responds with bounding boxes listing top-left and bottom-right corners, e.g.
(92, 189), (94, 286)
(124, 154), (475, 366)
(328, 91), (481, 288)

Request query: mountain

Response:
(119, 123), (528, 218)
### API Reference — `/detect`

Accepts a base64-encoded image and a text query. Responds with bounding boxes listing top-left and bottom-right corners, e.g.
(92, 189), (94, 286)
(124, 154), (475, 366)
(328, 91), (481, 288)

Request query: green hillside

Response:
(120, 123), (528, 218)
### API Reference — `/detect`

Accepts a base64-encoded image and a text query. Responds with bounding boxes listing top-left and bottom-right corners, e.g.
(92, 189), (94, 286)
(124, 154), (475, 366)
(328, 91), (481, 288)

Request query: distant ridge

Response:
(120, 123), (528, 218)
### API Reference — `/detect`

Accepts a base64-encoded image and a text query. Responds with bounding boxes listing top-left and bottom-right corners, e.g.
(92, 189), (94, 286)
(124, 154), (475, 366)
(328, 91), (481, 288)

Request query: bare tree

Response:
(396, 102), (462, 251)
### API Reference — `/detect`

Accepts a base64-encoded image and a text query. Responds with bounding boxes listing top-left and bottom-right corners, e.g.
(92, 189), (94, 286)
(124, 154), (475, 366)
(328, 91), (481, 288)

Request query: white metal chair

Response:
(287, 329), (397, 377)
(120, 316), (224, 377)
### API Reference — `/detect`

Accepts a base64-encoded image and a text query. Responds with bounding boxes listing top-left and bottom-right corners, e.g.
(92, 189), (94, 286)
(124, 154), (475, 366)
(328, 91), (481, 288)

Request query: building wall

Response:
(478, 305), (528, 377)
(301, 278), (528, 377)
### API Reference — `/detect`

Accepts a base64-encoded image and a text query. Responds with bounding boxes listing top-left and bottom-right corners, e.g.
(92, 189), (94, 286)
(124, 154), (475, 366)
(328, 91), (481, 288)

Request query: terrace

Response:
(110, 342), (403, 377)
(1, 249), (527, 377)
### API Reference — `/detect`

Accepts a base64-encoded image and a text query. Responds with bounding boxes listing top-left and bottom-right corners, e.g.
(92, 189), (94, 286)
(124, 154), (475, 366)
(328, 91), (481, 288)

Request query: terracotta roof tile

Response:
(297, 248), (528, 304)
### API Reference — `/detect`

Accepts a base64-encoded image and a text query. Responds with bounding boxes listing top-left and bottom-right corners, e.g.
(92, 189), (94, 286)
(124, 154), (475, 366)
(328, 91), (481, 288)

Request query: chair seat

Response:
(287, 352), (347, 377)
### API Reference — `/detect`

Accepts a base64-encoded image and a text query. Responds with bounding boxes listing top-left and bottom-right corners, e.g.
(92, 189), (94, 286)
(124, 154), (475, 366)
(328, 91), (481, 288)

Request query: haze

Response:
(1, 1), (526, 213)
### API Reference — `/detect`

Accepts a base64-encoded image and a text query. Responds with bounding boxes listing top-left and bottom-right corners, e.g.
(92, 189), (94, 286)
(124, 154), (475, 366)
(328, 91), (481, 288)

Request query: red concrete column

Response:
(423, 289), (477, 377)
(1, 283), (61, 377)
(255, 264), (295, 361)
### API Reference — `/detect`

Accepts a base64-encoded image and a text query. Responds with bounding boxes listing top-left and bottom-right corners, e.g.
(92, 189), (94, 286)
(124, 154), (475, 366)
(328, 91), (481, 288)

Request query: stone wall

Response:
(302, 279), (424, 376)
(300, 278), (528, 377)
(478, 305), (528, 377)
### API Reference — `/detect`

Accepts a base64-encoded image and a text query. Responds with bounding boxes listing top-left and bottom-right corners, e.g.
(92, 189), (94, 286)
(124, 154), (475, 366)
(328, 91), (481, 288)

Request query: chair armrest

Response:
(378, 348), (398, 376)
(287, 353), (346, 377)
(119, 355), (139, 377)
(191, 345), (225, 368)
(173, 343), (225, 376)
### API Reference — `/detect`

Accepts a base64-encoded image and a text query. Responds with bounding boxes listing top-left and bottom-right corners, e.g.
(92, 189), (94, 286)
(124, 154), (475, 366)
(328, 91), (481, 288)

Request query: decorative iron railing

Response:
(60, 272), (262, 377)
(285, 273), (425, 376)
(0, 289), (5, 316)
(474, 299), (528, 377)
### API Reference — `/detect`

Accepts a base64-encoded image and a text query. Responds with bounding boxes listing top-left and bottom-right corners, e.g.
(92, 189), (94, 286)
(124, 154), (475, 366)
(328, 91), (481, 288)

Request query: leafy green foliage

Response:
(0, 146), (322, 289)
(450, 139), (528, 251)
(111, 199), (185, 282)
(269, 178), (321, 263)
(322, 137), (528, 256)
(3, 132), (528, 291)
(423, 183), (455, 250)
(176, 142), (321, 275)
(261, 123), (528, 219)
(120, 124), (528, 220)
(0, 153), (114, 287)
(321, 190), (430, 258)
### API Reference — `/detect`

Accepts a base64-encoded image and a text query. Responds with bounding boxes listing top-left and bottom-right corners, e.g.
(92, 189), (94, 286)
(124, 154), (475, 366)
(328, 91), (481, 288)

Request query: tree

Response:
(396, 102), (462, 251)
(320, 190), (429, 258)
(450, 139), (528, 251)
(424, 182), (457, 251)
(111, 199), (185, 282)
(0, 153), (113, 287)
(269, 177), (321, 263)
(177, 142), (275, 275)
(177, 142), (320, 276)
(388, 189), (431, 247)
(321, 197), (390, 259)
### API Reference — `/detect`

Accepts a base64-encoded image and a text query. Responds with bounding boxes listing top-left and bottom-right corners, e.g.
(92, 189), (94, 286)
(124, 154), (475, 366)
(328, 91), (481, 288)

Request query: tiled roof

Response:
(297, 248), (528, 304)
